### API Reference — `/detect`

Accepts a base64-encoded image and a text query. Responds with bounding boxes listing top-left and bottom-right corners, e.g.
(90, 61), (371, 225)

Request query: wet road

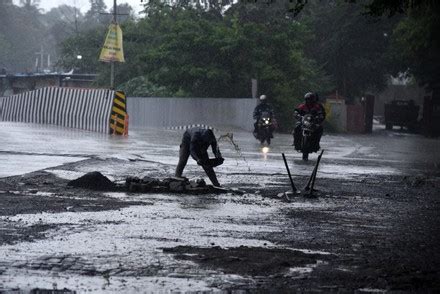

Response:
(1, 122), (439, 179)
(0, 122), (439, 292)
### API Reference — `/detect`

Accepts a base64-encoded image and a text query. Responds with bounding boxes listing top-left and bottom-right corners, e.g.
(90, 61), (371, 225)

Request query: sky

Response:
(12, 0), (146, 15)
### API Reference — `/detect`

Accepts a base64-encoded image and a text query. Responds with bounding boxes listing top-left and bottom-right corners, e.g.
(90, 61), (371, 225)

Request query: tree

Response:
(0, 33), (13, 71)
(388, 4), (440, 93)
(133, 3), (330, 129)
(297, 1), (399, 99)
(84, 0), (109, 27)
(41, 5), (85, 71)
(293, 0), (440, 95)
(0, 1), (45, 72)
(44, 5), (83, 33)
(58, 0), (331, 130)
(112, 3), (135, 23)
(19, 0), (40, 10)
(118, 76), (173, 97)
(58, 26), (107, 74)
(361, 0), (438, 16)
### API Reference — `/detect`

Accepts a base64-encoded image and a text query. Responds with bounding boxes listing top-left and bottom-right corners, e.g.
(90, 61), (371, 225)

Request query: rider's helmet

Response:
(304, 92), (316, 104)
(259, 94), (267, 102)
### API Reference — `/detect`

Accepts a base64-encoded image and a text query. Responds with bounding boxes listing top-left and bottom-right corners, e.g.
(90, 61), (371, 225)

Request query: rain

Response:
(1, 0), (440, 292)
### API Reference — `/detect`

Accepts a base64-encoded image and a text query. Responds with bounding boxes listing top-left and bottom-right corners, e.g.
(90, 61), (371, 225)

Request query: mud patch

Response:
(29, 289), (75, 294)
(0, 222), (57, 245)
(163, 245), (328, 277)
(67, 171), (116, 191)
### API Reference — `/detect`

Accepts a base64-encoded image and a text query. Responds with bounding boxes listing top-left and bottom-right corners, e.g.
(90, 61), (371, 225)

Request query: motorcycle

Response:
(255, 111), (275, 145)
(295, 113), (321, 160)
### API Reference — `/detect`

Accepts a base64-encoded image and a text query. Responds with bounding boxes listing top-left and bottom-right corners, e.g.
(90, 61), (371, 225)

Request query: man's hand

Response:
(209, 157), (224, 167)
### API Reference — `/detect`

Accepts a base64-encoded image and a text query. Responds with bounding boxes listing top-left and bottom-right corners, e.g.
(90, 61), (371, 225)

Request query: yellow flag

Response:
(99, 23), (125, 62)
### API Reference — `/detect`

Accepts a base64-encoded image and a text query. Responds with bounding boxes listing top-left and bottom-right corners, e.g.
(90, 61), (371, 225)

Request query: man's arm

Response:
(253, 105), (260, 120)
(210, 140), (224, 167)
(316, 104), (326, 123)
(267, 104), (275, 118)
(211, 140), (222, 159)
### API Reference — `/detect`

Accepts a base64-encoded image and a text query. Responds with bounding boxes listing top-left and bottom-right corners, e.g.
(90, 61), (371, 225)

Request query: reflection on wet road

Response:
(1, 122), (439, 179)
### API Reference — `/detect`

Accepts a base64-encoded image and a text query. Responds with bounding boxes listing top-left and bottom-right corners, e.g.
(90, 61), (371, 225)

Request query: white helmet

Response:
(259, 94), (267, 101)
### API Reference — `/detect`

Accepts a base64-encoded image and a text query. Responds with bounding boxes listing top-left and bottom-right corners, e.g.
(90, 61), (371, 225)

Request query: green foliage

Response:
(58, 27), (107, 73)
(84, 0), (109, 27)
(0, 2), (46, 72)
(389, 4), (440, 90)
(0, 33), (12, 62)
(299, 1), (399, 99)
(117, 76), (175, 97)
(103, 3), (331, 130)
(361, 0), (438, 16)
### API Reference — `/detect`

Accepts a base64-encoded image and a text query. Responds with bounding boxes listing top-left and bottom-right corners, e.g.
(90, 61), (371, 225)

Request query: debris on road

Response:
(67, 171), (116, 191)
(126, 176), (243, 195)
(67, 172), (243, 195)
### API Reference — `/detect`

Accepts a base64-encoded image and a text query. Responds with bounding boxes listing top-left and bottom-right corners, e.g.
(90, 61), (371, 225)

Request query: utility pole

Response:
(110, 0), (117, 89)
(100, 0), (127, 89)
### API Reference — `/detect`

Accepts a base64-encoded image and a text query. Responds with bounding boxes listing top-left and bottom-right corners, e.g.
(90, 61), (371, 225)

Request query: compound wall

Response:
(127, 97), (256, 131)
(0, 90), (255, 133)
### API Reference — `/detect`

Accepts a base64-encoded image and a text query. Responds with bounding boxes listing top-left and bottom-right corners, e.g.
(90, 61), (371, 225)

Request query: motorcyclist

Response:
(175, 127), (224, 187)
(293, 92), (326, 150)
(253, 94), (275, 138)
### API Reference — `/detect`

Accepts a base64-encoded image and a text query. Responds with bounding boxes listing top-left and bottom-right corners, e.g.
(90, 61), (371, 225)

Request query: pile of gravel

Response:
(67, 171), (116, 191)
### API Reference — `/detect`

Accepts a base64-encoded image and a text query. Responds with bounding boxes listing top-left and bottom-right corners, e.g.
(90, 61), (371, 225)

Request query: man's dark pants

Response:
(175, 142), (220, 186)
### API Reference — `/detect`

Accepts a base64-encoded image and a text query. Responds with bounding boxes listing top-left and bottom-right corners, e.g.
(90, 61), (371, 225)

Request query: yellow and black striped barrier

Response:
(110, 91), (129, 135)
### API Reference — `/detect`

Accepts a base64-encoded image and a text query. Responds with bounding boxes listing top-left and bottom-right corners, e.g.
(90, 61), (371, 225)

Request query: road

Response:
(0, 122), (439, 292)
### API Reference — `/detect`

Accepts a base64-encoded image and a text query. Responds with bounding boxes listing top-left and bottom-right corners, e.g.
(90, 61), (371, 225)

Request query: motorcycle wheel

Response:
(301, 136), (309, 161)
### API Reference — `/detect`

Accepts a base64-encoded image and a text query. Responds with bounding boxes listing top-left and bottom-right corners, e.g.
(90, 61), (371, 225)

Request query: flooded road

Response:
(0, 122), (439, 292)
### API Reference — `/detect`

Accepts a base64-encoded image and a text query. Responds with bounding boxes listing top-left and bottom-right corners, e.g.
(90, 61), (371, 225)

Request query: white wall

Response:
(127, 97), (256, 131)
(325, 99), (347, 132)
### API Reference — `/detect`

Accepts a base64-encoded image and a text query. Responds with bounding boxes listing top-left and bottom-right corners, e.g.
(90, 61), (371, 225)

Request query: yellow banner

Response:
(99, 23), (125, 63)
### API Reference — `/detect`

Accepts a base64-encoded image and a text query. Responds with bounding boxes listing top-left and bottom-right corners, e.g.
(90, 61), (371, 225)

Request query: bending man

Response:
(175, 127), (224, 187)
